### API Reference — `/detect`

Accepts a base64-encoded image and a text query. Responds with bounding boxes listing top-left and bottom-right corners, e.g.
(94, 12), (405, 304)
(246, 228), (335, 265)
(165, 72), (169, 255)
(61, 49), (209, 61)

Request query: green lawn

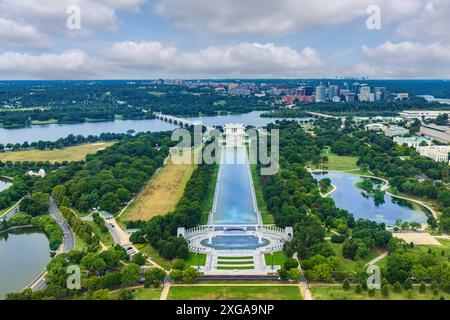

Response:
(168, 286), (303, 300)
(200, 164), (219, 224)
(310, 153), (360, 172)
(74, 235), (87, 251)
(184, 252), (207, 267)
(311, 285), (450, 300)
(135, 243), (172, 270)
(217, 266), (255, 270)
(217, 260), (253, 265)
(85, 221), (114, 247)
(250, 164), (273, 224)
(264, 251), (289, 267)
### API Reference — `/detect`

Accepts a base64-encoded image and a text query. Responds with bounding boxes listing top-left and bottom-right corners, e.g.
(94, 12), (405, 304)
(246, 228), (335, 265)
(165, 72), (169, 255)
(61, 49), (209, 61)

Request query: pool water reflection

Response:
(201, 236), (269, 250)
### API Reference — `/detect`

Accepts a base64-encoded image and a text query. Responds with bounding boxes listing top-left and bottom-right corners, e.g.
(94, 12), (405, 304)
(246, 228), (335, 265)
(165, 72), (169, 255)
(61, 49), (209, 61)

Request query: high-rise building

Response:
(352, 82), (361, 94)
(328, 85), (339, 100)
(315, 85), (327, 102)
(375, 87), (387, 101)
(302, 86), (315, 96)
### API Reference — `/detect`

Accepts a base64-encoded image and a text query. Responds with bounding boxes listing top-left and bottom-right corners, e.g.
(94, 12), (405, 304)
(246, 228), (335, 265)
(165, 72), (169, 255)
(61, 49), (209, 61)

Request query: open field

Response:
(310, 153), (360, 171)
(184, 252), (207, 267)
(264, 251), (289, 267)
(0, 142), (115, 163)
(168, 285), (303, 300)
(121, 154), (196, 221)
(310, 284), (450, 300)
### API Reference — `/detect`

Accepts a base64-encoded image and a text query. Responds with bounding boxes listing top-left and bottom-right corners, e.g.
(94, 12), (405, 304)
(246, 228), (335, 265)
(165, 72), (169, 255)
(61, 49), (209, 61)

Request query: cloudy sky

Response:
(0, 0), (449, 79)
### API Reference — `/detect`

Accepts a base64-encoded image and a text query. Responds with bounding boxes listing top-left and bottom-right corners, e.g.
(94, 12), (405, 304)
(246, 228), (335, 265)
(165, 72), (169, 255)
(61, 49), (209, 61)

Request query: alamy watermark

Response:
(170, 126), (279, 176)
(367, 265), (381, 289)
(66, 4), (81, 30)
(366, 5), (382, 30)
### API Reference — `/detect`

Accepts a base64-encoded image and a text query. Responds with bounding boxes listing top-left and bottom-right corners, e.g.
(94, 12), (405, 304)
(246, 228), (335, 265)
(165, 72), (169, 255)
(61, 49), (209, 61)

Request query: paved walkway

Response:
(294, 253), (313, 300)
(160, 282), (171, 300)
(365, 252), (388, 266)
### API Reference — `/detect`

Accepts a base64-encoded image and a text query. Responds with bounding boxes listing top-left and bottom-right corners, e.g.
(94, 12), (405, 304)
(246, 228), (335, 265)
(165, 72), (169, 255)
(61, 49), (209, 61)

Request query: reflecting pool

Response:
(313, 171), (428, 226)
(212, 146), (259, 225)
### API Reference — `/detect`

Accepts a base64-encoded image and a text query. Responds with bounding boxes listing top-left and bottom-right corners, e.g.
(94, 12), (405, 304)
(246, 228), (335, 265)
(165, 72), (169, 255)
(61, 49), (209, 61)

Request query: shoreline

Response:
(311, 169), (437, 224)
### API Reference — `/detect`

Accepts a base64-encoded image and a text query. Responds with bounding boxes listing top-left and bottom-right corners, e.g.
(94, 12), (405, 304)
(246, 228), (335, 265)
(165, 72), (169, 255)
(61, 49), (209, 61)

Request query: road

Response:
(49, 197), (75, 253)
(29, 197), (75, 291)
(0, 197), (24, 221)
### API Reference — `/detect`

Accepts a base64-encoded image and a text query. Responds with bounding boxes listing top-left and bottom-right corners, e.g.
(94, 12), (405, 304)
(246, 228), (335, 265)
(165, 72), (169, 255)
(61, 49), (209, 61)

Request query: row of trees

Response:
(130, 163), (213, 260)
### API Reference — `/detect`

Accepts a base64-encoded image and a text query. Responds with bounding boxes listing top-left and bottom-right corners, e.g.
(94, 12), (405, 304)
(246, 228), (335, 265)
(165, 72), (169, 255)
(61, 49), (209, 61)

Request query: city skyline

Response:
(0, 0), (450, 80)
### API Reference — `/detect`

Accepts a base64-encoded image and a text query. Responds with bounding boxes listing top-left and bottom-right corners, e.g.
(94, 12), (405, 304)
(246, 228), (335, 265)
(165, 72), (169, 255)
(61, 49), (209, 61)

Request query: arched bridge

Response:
(154, 113), (202, 128)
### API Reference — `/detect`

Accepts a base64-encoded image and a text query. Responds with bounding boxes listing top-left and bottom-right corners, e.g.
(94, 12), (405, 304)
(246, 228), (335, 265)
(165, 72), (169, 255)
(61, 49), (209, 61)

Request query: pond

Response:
(0, 229), (51, 299)
(212, 146), (259, 225)
(0, 111), (313, 144)
(313, 171), (429, 226)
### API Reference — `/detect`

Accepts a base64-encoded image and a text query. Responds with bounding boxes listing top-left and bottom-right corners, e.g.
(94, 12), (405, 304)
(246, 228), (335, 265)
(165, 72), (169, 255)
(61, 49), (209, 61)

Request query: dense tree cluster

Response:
(52, 132), (171, 214)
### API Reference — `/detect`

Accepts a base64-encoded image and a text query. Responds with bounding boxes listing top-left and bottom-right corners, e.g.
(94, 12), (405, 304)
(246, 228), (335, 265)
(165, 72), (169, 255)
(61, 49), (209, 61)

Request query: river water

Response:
(0, 111), (312, 144)
(0, 229), (51, 299)
(313, 171), (428, 226)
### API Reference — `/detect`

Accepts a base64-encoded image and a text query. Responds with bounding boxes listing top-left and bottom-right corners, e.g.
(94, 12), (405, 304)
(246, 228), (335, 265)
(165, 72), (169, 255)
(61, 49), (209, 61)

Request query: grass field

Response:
(376, 238), (450, 270)
(184, 252), (207, 267)
(0, 142), (115, 163)
(264, 251), (289, 267)
(121, 154), (196, 221)
(310, 285), (449, 300)
(310, 153), (360, 172)
(168, 286), (303, 300)
(85, 221), (114, 247)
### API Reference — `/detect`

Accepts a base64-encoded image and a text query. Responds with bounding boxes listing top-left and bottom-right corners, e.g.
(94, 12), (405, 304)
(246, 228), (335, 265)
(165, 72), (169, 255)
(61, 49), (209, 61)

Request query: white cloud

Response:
(0, 50), (104, 79)
(397, 0), (450, 42)
(105, 41), (325, 78)
(354, 41), (450, 78)
(0, 18), (51, 50)
(0, 0), (147, 37)
(154, 0), (421, 36)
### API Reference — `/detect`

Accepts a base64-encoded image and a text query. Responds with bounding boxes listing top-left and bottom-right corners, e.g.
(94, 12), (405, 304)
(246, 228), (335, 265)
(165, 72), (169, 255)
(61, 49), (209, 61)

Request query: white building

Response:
(416, 146), (450, 163)
(393, 136), (431, 148)
(224, 123), (246, 146)
(384, 125), (409, 137)
(26, 169), (46, 178)
(400, 110), (450, 121)
(365, 123), (386, 132)
(420, 123), (450, 143)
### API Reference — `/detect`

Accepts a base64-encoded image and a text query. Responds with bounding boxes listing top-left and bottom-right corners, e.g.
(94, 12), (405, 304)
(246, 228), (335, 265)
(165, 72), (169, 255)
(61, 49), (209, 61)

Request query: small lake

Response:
(0, 229), (51, 299)
(0, 111), (313, 144)
(313, 172), (428, 226)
